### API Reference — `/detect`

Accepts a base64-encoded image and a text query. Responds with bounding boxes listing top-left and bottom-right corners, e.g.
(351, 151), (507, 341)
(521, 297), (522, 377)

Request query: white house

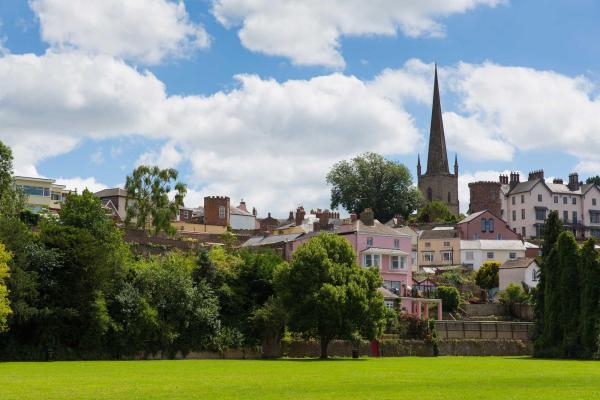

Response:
(230, 200), (258, 230)
(499, 258), (540, 290)
(460, 240), (526, 271)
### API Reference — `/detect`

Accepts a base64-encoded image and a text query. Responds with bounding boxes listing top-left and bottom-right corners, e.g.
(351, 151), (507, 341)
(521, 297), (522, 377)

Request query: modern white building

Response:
(498, 171), (600, 240)
(15, 176), (70, 212)
(230, 200), (258, 230)
(499, 258), (540, 290)
(460, 240), (526, 271)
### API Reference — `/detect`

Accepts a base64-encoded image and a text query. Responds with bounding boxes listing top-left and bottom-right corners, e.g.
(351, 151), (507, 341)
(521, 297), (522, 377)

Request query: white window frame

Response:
(423, 252), (434, 262)
(366, 237), (373, 247)
(364, 254), (380, 268)
(509, 252), (516, 259)
(218, 206), (226, 219)
(487, 252), (494, 259)
(393, 239), (400, 249)
(466, 251), (474, 261)
(441, 251), (453, 262)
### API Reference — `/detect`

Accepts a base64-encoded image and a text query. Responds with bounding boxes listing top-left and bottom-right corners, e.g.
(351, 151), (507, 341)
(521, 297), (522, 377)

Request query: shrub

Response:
(437, 286), (460, 312)
(498, 283), (530, 307)
(474, 261), (500, 290)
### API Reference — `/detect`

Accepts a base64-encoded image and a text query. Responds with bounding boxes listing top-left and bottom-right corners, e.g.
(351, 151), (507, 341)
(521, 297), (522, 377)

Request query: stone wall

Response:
(436, 321), (533, 340)
(462, 303), (508, 316)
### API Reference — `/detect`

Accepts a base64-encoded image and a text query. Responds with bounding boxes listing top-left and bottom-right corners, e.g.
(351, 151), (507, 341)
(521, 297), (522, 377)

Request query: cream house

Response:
(15, 176), (70, 212)
(460, 240), (526, 271)
(499, 258), (540, 290)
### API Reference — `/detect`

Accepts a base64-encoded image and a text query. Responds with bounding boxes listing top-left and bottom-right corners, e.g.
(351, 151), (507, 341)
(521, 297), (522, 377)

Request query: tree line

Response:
(533, 211), (600, 358)
(0, 141), (386, 359)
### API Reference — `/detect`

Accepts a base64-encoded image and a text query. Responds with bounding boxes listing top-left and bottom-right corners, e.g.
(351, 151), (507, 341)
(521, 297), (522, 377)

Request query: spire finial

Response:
(426, 63), (449, 175)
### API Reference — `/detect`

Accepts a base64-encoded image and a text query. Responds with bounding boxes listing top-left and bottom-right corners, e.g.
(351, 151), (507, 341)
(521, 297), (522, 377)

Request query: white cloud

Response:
(136, 142), (183, 169)
(55, 176), (108, 193)
(575, 160), (600, 175)
(447, 62), (600, 161)
(212, 0), (504, 68)
(30, 0), (210, 64)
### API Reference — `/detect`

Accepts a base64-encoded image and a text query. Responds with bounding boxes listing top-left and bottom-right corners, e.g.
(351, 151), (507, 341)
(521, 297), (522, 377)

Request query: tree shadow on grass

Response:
(265, 357), (370, 362)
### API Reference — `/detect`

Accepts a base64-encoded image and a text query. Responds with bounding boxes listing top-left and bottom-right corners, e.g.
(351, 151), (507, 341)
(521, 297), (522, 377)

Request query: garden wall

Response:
(436, 321), (533, 340)
(462, 304), (507, 316)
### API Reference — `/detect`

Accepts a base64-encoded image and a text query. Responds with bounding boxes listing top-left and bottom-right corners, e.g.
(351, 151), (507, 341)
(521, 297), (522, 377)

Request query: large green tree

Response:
(579, 239), (600, 357)
(533, 210), (562, 354)
(326, 152), (422, 222)
(0, 242), (12, 332)
(556, 231), (580, 357)
(276, 233), (387, 358)
(415, 200), (457, 223)
(124, 165), (187, 236)
(585, 175), (600, 185)
(0, 140), (25, 217)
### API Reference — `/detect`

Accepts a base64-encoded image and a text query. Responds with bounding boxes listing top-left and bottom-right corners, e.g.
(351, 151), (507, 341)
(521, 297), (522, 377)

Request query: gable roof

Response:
(340, 219), (409, 237)
(419, 228), (459, 240)
(500, 257), (538, 269)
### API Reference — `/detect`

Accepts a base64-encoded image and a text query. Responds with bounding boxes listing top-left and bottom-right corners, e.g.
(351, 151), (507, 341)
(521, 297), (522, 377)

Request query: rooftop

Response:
(500, 257), (538, 269)
(461, 240), (526, 251)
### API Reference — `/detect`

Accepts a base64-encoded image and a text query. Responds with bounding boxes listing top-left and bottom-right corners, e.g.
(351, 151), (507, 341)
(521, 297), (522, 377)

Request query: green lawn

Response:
(1, 357), (599, 399)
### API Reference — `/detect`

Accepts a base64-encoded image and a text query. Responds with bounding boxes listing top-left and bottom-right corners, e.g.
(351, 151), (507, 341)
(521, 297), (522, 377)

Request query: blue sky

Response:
(1, 0), (600, 214)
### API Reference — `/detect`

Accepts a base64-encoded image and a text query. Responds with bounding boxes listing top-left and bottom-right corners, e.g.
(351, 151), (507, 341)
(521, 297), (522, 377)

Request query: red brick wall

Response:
(204, 196), (230, 226)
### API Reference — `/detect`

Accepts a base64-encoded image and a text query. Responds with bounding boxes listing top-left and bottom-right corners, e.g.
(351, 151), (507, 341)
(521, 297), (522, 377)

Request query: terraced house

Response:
(470, 170), (600, 239)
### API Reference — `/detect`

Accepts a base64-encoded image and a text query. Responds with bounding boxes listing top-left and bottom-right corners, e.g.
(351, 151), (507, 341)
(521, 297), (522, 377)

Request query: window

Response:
(487, 252), (494, 259)
(509, 252), (516, 259)
(466, 251), (474, 261)
(364, 254), (380, 268)
(538, 194), (542, 202)
(366, 237), (373, 246)
(521, 209), (525, 220)
(572, 211), (577, 224)
(563, 197), (568, 204)
(593, 199), (597, 206)
(591, 229), (600, 238)
(218, 206), (226, 219)
(441, 251), (453, 262)
(512, 210), (516, 221)
(393, 239), (400, 249)
(521, 194), (525, 204)
(496, 233), (502, 240)
(512, 197), (515, 205)
(391, 256), (407, 270)
(384, 280), (401, 291)
(443, 241), (450, 247)
(591, 212), (600, 224)
(563, 210), (569, 222)
(448, 192), (451, 203)
(19, 185), (50, 197)
(554, 196), (558, 204)
(424, 242), (431, 248)
(481, 218), (486, 232)
(535, 208), (546, 221)
(521, 227), (526, 237)
(423, 252), (434, 262)
(183, 210), (190, 219)
(488, 218), (494, 232)
(532, 269), (540, 282)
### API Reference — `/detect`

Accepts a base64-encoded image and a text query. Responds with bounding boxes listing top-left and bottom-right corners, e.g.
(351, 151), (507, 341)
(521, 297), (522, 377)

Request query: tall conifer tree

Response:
(579, 239), (600, 357)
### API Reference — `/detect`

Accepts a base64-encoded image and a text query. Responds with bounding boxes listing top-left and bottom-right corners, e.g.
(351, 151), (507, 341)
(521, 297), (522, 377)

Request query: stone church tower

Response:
(417, 66), (459, 215)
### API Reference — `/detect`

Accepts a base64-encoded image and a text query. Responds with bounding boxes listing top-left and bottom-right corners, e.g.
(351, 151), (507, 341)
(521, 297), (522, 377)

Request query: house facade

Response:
(456, 210), (520, 240)
(470, 170), (600, 240)
(460, 240), (526, 271)
(16, 176), (70, 212)
(499, 258), (540, 290)
(417, 228), (461, 268)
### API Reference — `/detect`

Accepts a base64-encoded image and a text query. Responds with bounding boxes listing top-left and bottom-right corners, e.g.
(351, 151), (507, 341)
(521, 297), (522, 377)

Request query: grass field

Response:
(1, 357), (600, 399)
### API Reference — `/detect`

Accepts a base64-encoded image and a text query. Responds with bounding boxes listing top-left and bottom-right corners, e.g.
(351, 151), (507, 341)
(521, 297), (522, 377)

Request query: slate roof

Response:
(339, 220), (410, 237)
(241, 233), (304, 247)
(419, 228), (459, 240)
(458, 210), (487, 224)
(500, 257), (538, 269)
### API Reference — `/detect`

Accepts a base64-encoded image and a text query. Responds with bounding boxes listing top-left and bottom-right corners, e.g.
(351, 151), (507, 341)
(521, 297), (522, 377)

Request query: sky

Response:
(1, 0), (600, 216)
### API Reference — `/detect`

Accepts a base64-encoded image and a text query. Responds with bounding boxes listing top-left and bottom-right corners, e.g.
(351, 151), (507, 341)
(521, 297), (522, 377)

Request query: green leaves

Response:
(326, 152), (422, 221)
(124, 165), (187, 236)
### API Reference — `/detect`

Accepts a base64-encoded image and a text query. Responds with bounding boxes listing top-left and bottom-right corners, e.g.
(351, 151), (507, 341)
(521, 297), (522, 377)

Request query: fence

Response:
(436, 321), (533, 340)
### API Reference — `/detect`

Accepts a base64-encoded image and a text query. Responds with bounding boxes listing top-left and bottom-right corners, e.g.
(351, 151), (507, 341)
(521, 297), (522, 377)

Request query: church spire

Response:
(417, 154), (422, 176)
(426, 64), (449, 175)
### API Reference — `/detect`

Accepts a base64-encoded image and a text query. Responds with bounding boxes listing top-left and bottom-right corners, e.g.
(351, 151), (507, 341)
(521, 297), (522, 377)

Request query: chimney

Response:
(553, 178), (563, 184)
(360, 208), (375, 226)
(252, 207), (257, 216)
(295, 206), (305, 226)
(350, 213), (358, 222)
(568, 173), (580, 191)
(288, 211), (294, 222)
(499, 174), (509, 185)
(237, 199), (248, 212)
(509, 172), (520, 190)
(528, 170), (544, 181)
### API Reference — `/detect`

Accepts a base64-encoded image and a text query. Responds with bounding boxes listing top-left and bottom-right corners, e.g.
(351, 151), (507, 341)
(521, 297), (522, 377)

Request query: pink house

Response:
(457, 209), (520, 240)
